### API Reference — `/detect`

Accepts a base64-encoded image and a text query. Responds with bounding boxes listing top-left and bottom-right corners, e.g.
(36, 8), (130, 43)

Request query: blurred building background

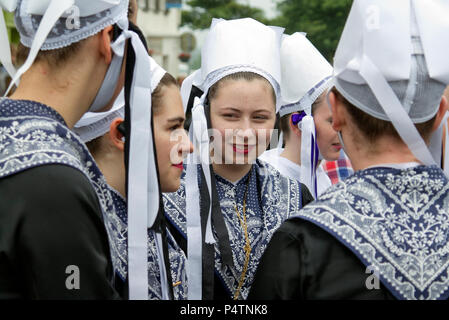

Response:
(137, 0), (188, 80)
(1, 0), (353, 94)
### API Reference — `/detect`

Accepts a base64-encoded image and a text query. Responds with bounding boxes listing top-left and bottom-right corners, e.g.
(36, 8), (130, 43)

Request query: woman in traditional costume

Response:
(74, 66), (193, 299)
(163, 18), (313, 300)
(260, 32), (342, 198)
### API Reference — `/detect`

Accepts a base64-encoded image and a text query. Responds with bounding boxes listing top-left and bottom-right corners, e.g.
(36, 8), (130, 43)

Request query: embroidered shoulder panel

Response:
(0, 101), (122, 289)
(1, 100), (187, 299)
(293, 166), (449, 300)
(163, 160), (303, 299)
(109, 190), (188, 300)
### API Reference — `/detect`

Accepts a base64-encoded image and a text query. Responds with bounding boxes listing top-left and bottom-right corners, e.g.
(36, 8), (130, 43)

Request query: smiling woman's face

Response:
(209, 77), (276, 165)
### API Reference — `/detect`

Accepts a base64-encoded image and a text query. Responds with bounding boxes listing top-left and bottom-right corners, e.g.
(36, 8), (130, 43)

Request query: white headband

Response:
(277, 33), (333, 198)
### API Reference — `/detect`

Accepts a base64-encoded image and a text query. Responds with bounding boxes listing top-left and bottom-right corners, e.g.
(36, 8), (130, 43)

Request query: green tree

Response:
(271, 0), (352, 62)
(3, 11), (20, 44)
(181, 0), (269, 30)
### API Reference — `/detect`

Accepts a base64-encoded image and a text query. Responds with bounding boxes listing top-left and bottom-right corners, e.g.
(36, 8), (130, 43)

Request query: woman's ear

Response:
(329, 91), (345, 132)
(110, 118), (125, 151)
(432, 95), (449, 132)
(99, 25), (114, 65)
(289, 113), (302, 138)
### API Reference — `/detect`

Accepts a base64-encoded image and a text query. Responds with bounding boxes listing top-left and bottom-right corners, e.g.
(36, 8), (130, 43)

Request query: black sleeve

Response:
(300, 183), (315, 207)
(248, 219), (395, 300)
(247, 220), (303, 300)
(0, 165), (120, 299)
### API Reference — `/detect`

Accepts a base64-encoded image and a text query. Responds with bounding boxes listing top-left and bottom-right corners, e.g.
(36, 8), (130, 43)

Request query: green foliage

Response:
(181, 0), (352, 63)
(271, 0), (352, 62)
(181, 0), (269, 30)
(3, 11), (20, 45)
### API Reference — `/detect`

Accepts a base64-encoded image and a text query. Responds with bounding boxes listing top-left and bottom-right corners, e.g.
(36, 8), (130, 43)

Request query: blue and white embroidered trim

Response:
(294, 166), (449, 300)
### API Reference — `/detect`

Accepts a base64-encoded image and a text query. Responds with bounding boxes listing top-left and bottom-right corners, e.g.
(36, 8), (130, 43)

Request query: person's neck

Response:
(9, 63), (101, 128)
(280, 138), (301, 166)
(212, 163), (252, 183)
(96, 152), (127, 198)
(344, 134), (421, 171)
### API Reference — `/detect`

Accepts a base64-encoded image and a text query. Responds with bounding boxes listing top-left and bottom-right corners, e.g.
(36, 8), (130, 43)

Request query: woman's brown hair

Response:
(331, 87), (436, 143)
(86, 72), (178, 157)
(207, 72), (276, 106)
(278, 92), (326, 143)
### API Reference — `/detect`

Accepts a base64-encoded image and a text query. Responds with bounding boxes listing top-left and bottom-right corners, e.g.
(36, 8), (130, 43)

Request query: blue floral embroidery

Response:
(292, 165), (449, 300)
(0, 98), (120, 281)
(109, 189), (188, 300)
(0, 98), (186, 299)
(163, 160), (303, 299)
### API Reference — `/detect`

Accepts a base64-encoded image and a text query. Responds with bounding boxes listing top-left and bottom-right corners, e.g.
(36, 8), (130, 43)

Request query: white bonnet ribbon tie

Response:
(127, 29), (172, 300)
(186, 96), (207, 300)
(444, 118), (449, 177)
(358, 54), (436, 166)
(185, 138), (203, 300)
(191, 96), (215, 244)
(89, 26), (128, 112)
(300, 113), (318, 199)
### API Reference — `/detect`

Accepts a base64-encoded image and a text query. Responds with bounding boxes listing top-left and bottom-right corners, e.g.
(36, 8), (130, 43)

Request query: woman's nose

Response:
(179, 129), (194, 155)
(235, 119), (256, 142)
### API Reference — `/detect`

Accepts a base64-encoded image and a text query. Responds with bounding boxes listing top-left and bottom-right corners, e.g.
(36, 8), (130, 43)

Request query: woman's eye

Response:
(170, 124), (182, 131)
(253, 115), (269, 121)
(223, 114), (237, 118)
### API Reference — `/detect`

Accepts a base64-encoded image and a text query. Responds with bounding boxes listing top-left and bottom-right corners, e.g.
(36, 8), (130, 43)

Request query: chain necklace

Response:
(233, 171), (252, 300)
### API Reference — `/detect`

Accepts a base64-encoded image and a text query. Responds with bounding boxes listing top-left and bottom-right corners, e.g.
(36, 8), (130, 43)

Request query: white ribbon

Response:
(185, 95), (217, 300)
(358, 54), (436, 166)
(124, 30), (169, 300)
(191, 96), (215, 244)
(123, 29), (150, 300)
(154, 231), (169, 300)
(0, 3), (16, 78)
(300, 113), (318, 199)
(185, 147), (202, 300)
(444, 119), (449, 177)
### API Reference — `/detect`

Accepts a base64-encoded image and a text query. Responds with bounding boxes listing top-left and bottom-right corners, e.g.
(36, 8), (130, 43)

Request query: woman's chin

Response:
(160, 180), (181, 193)
(322, 150), (341, 162)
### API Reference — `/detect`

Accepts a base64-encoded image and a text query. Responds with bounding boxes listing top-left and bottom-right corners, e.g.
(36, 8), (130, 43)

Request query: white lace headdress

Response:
(184, 17), (284, 300)
(74, 55), (166, 143)
(277, 32), (333, 198)
(333, 0), (449, 170)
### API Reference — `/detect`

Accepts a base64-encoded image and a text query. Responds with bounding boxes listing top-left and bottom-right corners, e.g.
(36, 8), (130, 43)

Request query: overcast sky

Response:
(244, 0), (279, 19)
(179, 0), (281, 68)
